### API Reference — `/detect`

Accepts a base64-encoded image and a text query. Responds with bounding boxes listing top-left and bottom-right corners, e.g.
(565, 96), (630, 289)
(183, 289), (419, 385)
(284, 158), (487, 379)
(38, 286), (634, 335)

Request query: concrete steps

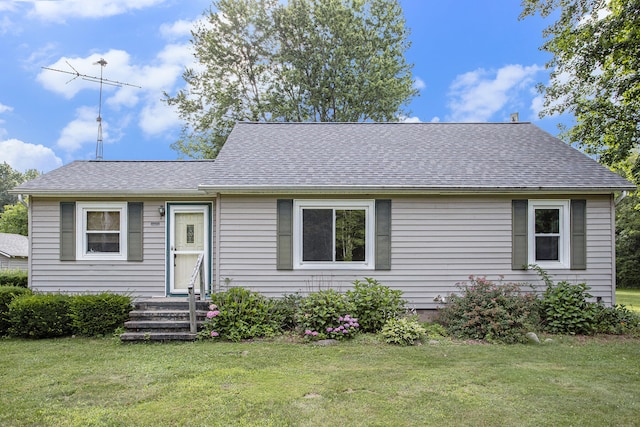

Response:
(120, 298), (210, 342)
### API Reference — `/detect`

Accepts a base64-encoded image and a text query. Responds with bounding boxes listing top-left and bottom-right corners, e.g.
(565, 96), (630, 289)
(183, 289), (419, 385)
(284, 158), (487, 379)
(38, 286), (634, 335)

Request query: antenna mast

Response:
(42, 59), (141, 160)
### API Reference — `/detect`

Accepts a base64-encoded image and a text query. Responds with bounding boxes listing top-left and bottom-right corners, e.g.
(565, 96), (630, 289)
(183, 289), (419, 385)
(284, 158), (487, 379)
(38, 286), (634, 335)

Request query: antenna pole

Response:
(41, 59), (140, 161)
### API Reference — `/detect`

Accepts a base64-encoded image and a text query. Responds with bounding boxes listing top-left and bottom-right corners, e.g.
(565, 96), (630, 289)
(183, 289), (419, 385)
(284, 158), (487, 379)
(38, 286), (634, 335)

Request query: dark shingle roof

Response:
(15, 160), (215, 196)
(203, 122), (635, 193)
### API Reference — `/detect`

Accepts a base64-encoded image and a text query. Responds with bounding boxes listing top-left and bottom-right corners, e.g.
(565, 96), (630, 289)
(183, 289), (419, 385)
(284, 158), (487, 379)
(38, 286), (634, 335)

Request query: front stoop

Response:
(120, 298), (210, 342)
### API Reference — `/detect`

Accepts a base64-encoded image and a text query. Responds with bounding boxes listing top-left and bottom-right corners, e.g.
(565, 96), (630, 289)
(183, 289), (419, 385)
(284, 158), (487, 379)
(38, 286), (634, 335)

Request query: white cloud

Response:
(56, 106), (108, 153)
(28, 0), (168, 23)
(160, 19), (195, 40)
(430, 116), (441, 123)
(0, 102), (13, 114)
(413, 77), (426, 91)
(400, 116), (422, 123)
(139, 99), (181, 135)
(0, 139), (63, 173)
(446, 64), (545, 122)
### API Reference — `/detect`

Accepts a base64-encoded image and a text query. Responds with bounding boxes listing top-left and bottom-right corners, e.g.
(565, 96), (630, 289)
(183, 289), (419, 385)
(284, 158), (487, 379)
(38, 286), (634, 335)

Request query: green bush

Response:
(539, 281), (598, 335)
(271, 293), (303, 331)
(69, 293), (132, 337)
(200, 287), (282, 342)
(0, 270), (28, 288)
(7, 293), (73, 338)
(0, 286), (32, 335)
(295, 289), (357, 340)
(438, 276), (539, 344)
(593, 304), (640, 335)
(423, 321), (449, 339)
(346, 277), (406, 333)
(380, 316), (426, 346)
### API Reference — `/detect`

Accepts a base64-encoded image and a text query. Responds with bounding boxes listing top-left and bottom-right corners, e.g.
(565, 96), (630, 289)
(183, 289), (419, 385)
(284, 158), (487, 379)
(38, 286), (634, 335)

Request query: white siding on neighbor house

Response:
(0, 255), (27, 271)
(29, 198), (216, 296)
(216, 195), (616, 309)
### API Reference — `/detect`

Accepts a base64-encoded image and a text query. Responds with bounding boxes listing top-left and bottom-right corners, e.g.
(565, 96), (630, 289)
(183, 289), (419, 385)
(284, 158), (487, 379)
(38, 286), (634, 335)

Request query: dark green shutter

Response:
(375, 199), (392, 270)
(277, 199), (293, 270)
(570, 199), (587, 270)
(127, 202), (144, 262)
(512, 200), (528, 270)
(60, 202), (76, 261)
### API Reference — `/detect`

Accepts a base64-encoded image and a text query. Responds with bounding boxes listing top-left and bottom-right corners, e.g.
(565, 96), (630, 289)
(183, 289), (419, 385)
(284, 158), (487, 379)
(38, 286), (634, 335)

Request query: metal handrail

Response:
(187, 253), (205, 334)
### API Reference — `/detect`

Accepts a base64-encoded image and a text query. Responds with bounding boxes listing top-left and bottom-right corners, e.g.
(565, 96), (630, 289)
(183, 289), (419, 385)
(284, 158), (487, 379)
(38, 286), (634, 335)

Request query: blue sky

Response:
(0, 0), (569, 173)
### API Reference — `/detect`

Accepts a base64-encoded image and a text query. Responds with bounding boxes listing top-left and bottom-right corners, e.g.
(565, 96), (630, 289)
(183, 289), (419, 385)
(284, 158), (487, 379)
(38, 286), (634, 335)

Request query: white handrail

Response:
(187, 253), (205, 334)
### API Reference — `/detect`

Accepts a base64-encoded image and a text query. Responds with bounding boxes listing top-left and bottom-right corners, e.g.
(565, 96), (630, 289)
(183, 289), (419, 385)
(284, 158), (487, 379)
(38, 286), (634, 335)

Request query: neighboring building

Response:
(0, 232), (29, 271)
(13, 122), (636, 308)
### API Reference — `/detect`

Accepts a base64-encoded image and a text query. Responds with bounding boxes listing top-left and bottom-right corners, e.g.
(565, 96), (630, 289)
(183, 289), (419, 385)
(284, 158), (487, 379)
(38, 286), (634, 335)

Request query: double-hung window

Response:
(76, 202), (128, 261)
(528, 200), (570, 268)
(293, 200), (375, 269)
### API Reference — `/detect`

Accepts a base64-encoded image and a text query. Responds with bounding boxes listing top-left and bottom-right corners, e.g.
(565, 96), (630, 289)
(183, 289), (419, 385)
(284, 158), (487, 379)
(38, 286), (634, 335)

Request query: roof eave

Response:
(11, 189), (212, 198)
(198, 184), (637, 196)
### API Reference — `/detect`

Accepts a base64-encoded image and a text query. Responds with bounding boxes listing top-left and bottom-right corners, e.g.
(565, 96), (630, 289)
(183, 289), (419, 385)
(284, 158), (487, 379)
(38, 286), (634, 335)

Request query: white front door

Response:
(169, 205), (209, 295)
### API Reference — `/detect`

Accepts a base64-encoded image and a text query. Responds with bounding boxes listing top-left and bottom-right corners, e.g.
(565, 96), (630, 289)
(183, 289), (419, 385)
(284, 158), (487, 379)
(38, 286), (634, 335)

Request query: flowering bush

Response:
(296, 289), (357, 340)
(346, 278), (406, 333)
(199, 287), (282, 342)
(304, 314), (360, 341)
(437, 276), (539, 344)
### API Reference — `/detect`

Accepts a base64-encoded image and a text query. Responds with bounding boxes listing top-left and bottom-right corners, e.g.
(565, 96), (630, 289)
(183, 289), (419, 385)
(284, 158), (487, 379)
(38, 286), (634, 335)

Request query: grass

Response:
(1, 335), (639, 426)
(617, 288), (640, 313)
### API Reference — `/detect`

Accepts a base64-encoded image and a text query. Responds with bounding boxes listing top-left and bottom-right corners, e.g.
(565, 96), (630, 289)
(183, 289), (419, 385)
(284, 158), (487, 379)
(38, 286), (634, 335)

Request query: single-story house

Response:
(13, 122), (636, 308)
(0, 232), (29, 271)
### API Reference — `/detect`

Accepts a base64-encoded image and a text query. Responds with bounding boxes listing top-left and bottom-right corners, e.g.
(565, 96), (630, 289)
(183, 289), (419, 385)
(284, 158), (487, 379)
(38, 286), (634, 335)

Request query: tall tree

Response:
(0, 163), (38, 214)
(520, 0), (640, 184)
(0, 202), (28, 236)
(165, 0), (417, 159)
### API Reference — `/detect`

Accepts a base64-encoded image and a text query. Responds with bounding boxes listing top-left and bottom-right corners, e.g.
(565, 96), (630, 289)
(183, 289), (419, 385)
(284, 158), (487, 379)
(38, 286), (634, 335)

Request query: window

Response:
(76, 202), (128, 260)
(528, 200), (570, 268)
(293, 200), (374, 269)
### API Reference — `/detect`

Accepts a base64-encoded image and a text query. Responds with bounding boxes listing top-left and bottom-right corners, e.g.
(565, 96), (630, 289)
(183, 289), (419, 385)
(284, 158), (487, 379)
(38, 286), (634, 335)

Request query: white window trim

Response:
(293, 199), (375, 270)
(528, 200), (570, 269)
(76, 202), (128, 261)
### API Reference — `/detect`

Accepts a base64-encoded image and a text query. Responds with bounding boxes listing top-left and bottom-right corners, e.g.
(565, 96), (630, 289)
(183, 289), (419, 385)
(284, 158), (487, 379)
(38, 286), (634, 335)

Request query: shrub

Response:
(200, 287), (282, 342)
(593, 304), (640, 335)
(69, 293), (132, 337)
(0, 270), (28, 288)
(0, 286), (32, 335)
(346, 278), (406, 333)
(295, 289), (357, 340)
(423, 321), (448, 339)
(271, 293), (304, 331)
(8, 293), (73, 338)
(539, 281), (598, 335)
(438, 276), (539, 344)
(380, 316), (426, 346)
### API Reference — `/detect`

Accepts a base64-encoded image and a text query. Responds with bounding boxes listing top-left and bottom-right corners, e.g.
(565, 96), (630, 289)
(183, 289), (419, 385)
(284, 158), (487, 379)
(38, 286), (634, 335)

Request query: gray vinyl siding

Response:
(0, 255), (27, 271)
(216, 195), (616, 308)
(28, 197), (215, 296)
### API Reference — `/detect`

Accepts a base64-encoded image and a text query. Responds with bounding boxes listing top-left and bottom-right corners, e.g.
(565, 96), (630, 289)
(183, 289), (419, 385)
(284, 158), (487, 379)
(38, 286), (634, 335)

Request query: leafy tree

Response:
(0, 202), (28, 236)
(0, 163), (38, 214)
(616, 193), (640, 288)
(520, 0), (640, 184)
(165, 0), (417, 159)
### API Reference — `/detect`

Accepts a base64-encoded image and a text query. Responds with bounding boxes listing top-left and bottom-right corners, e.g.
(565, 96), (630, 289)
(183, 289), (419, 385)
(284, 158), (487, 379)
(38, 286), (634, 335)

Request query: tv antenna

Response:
(42, 58), (141, 160)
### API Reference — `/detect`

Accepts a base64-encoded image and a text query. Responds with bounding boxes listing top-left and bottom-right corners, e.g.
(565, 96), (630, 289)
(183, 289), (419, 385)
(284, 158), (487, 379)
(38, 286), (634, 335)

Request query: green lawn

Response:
(617, 288), (640, 313)
(1, 336), (639, 426)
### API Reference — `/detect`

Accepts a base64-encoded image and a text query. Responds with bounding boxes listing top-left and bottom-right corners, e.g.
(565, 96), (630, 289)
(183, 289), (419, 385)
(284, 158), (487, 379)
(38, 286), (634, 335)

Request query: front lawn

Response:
(1, 336), (639, 426)
(617, 288), (640, 313)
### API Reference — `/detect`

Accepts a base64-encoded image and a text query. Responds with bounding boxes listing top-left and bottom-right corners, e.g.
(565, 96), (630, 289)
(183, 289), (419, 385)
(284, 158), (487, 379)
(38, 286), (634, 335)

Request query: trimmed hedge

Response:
(69, 293), (132, 337)
(7, 293), (73, 338)
(0, 270), (28, 288)
(0, 286), (32, 335)
(6, 292), (133, 339)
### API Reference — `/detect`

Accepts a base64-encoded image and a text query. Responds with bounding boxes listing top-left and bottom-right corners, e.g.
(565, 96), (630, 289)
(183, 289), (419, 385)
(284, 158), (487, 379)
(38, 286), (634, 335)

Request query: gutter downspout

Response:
(614, 190), (629, 206)
(214, 193), (221, 295)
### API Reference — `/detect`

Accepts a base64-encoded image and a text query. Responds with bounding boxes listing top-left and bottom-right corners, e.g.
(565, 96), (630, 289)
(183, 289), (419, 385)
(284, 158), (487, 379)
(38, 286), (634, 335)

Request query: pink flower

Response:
(209, 304), (217, 310)
(312, 331), (318, 336)
(342, 329), (348, 334)
(305, 330), (312, 335)
(211, 331), (219, 337)
(206, 311), (215, 319)
(338, 316), (344, 322)
(326, 327), (333, 332)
